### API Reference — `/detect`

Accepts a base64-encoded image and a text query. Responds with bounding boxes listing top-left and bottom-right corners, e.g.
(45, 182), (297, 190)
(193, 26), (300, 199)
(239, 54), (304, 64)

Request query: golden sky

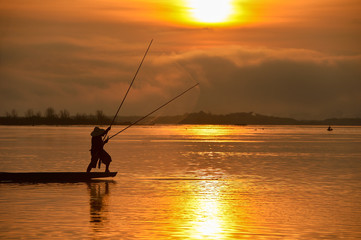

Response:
(1, 0), (361, 119)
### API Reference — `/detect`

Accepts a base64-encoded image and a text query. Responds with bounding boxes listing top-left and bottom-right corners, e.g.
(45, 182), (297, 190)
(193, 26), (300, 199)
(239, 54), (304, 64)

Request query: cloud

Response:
(1, 37), (361, 119)
(154, 47), (361, 119)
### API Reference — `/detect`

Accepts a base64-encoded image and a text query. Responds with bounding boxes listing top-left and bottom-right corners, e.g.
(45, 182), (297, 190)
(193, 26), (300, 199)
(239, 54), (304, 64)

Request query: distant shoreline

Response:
(1, 111), (361, 126)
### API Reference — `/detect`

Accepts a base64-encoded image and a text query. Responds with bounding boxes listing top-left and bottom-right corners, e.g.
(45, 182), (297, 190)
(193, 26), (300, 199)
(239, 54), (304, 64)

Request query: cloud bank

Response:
(1, 39), (360, 119)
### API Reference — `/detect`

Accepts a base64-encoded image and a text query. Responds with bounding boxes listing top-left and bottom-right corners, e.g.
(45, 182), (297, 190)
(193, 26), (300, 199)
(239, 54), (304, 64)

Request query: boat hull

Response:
(0, 172), (117, 183)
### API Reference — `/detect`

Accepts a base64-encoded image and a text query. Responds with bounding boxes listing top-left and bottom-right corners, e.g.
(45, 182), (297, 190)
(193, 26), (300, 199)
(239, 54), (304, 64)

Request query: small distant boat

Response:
(327, 126), (333, 131)
(0, 172), (117, 183)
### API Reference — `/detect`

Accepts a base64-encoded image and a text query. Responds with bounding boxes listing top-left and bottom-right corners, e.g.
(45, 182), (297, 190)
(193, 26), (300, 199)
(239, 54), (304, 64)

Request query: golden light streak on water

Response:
(188, 181), (225, 239)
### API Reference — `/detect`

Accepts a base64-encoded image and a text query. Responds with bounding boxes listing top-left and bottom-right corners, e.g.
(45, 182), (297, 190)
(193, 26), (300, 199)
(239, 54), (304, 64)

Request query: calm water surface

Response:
(0, 125), (361, 239)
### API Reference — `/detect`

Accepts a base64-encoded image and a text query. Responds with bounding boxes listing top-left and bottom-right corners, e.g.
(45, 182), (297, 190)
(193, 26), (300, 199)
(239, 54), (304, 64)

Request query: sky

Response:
(1, 0), (360, 120)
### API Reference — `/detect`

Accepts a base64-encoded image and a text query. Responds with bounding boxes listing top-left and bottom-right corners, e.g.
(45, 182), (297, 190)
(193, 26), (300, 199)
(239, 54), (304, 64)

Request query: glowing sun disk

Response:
(188, 0), (233, 23)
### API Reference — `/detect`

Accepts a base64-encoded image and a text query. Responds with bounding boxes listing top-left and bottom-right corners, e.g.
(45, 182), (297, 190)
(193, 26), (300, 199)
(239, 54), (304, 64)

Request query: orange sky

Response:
(1, 0), (361, 119)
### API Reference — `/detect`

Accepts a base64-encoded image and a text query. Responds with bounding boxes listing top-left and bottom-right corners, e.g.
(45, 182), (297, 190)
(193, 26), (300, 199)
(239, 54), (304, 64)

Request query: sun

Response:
(187, 0), (234, 24)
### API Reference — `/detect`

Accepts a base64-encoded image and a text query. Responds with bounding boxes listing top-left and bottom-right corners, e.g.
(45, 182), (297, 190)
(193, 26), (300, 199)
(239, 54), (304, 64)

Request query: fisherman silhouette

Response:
(87, 127), (112, 173)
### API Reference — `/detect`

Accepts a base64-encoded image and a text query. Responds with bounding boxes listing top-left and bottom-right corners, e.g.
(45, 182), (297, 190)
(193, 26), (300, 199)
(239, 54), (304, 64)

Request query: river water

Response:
(0, 125), (361, 239)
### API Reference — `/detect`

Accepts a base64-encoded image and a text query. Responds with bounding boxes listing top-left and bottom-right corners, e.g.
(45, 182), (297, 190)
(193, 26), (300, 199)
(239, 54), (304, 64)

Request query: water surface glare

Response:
(1, 125), (361, 239)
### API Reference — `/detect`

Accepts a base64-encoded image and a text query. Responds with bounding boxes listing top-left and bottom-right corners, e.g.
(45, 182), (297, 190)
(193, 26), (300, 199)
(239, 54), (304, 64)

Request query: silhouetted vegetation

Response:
(1, 108), (112, 125)
(1, 109), (361, 126)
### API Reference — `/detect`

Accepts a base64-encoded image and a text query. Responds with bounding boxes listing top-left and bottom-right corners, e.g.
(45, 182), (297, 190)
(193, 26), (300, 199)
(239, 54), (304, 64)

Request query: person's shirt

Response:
(91, 135), (104, 151)
(91, 127), (110, 152)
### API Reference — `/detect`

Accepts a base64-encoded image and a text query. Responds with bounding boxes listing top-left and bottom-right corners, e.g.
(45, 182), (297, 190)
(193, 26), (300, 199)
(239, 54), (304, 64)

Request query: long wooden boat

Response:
(0, 172), (117, 183)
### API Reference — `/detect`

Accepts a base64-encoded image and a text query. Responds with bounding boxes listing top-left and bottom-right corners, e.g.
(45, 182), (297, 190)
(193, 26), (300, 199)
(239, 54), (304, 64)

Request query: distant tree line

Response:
(1, 107), (112, 125)
(1, 109), (361, 126)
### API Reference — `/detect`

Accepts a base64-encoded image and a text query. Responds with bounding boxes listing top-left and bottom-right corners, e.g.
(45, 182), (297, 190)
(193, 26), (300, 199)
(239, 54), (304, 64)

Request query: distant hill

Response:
(147, 111), (361, 125)
(1, 111), (361, 126)
(179, 111), (299, 125)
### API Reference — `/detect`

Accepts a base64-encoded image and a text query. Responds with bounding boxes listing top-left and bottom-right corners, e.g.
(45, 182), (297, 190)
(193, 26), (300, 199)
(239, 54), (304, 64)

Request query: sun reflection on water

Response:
(184, 180), (231, 239)
(192, 190), (222, 238)
(187, 125), (232, 137)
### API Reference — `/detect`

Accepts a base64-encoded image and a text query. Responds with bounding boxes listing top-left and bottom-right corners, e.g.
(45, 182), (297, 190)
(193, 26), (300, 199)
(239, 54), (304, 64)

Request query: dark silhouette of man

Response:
(87, 126), (112, 173)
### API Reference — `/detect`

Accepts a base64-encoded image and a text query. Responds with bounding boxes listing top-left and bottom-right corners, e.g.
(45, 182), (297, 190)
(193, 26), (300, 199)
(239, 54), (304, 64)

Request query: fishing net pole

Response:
(108, 82), (199, 140)
(103, 39), (153, 141)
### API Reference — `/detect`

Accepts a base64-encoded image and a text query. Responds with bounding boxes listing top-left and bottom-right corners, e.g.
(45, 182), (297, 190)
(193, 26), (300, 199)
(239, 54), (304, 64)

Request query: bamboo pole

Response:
(108, 83), (199, 140)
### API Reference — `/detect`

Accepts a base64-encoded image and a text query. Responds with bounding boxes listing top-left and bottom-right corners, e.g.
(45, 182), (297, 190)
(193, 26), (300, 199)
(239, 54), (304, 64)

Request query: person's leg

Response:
(86, 163), (92, 172)
(87, 153), (98, 172)
(100, 151), (112, 173)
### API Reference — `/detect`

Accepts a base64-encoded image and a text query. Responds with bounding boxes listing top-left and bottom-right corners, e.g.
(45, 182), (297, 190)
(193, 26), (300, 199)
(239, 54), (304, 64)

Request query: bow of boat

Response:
(0, 172), (118, 183)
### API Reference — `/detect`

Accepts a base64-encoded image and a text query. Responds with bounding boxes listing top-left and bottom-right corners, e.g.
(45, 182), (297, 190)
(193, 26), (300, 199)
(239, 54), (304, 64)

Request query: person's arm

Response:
(100, 127), (111, 137)
(103, 127), (111, 144)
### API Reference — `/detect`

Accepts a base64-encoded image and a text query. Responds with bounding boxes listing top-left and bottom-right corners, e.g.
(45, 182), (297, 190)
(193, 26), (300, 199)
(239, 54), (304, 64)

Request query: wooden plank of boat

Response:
(0, 172), (117, 183)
